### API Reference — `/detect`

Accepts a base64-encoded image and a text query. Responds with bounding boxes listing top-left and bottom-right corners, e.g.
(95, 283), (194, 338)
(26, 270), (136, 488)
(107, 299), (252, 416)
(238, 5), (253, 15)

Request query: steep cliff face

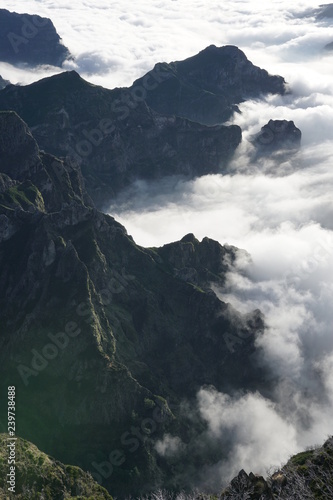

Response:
(0, 9), (70, 66)
(0, 45), (286, 206)
(0, 111), (266, 496)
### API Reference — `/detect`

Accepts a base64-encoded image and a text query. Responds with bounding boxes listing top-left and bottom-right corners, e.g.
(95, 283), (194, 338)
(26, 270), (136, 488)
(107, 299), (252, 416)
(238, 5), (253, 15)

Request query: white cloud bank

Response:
(2, 0), (333, 88)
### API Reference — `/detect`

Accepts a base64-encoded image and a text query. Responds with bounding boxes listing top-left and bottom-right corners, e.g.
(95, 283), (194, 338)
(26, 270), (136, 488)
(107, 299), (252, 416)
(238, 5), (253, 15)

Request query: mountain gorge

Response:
(0, 37), (331, 499)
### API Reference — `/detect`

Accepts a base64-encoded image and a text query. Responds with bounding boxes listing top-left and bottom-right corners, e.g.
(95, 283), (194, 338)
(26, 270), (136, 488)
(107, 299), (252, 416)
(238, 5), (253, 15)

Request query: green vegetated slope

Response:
(0, 433), (112, 499)
(0, 432), (332, 499)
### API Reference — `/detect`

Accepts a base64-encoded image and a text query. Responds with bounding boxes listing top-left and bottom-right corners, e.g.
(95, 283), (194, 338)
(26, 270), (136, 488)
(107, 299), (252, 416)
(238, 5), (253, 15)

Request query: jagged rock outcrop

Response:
(0, 9), (70, 67)
(0, 45), (287, 206)
(253, 119), (301, 151)
(158, 233), (235, 286)
(0, 111), (267, 496)
(134, 45), (286, 125)
(221, 436), (333, 499)
(221, 469), (273, 499)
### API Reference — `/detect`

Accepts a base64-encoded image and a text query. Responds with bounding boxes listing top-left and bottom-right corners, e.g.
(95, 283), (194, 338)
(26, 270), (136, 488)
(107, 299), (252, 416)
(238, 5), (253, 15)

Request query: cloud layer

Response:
(2, 0), (333, 88)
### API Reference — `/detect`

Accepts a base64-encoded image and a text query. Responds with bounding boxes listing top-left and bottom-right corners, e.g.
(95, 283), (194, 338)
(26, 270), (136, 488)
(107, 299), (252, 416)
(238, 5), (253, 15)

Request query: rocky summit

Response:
(134, 45), (286, 125)
(0, 9), (70, 67)
(0, 45), (286, 206)
(254, 119), (302, 150)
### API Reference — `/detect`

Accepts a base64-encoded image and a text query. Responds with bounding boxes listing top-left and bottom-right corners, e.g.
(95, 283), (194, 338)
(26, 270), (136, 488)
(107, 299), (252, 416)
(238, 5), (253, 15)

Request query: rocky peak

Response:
(0, 46), (288, 206)
(254, 119), (301, 150)
(178, 44), (286, 98)
(158, 234), (237, 287)
(134, 45), (286, 125)
(221, 469), (272, 499)
(35, 69), (88, 90)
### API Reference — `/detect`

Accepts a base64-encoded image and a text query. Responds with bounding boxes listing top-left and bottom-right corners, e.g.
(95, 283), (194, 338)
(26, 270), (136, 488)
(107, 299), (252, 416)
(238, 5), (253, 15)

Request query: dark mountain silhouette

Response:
(134, 45), (286, 125)
(0, 9), (70, 67)
(0, 45), (286, 206)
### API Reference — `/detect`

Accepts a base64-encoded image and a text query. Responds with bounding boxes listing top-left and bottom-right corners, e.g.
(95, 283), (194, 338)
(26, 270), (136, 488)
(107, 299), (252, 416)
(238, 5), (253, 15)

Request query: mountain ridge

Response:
(0, 45), (286, 207)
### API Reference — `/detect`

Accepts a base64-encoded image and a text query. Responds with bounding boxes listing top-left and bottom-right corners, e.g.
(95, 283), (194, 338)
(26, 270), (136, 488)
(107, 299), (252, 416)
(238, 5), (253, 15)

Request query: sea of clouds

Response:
(3, 0), (333, 491)
(2, 0), (333, 88)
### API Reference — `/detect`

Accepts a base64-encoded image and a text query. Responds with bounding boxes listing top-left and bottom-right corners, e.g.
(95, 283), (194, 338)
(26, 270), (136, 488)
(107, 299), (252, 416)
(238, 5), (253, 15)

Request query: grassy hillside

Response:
(0, 433), (112, 499)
